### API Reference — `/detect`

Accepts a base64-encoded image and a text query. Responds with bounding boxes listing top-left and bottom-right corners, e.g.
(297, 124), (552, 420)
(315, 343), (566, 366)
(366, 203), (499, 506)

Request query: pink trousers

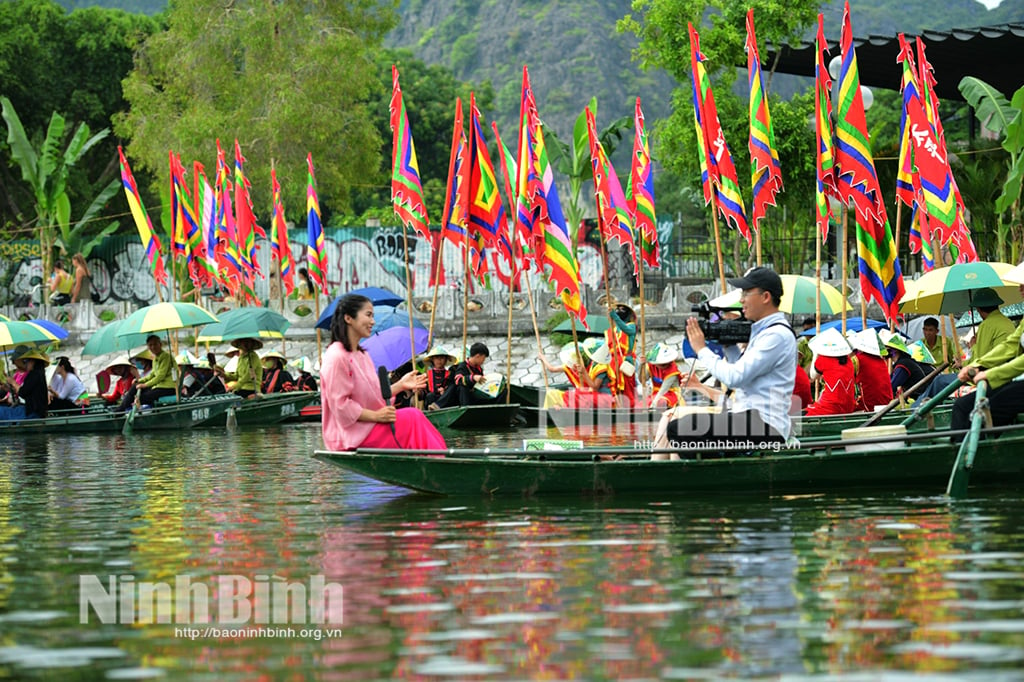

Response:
(359, 408), (447, 455)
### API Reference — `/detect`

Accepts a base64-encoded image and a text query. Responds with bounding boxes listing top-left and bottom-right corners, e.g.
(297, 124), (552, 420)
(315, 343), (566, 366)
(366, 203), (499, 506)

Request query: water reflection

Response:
(0, 427), (1019, 679)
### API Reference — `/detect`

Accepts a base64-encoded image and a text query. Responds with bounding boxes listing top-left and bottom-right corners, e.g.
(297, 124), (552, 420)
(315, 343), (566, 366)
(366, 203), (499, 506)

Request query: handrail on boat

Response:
(325, 422), (1024, 461)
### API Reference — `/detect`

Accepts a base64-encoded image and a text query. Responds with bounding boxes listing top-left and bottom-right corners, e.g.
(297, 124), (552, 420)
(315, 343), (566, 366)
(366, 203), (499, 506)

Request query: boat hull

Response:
(425, 403), (522, 430)
(0, 394), (240, 434)
(315, 427), (1024, 497)
(197, 391), (319, 427)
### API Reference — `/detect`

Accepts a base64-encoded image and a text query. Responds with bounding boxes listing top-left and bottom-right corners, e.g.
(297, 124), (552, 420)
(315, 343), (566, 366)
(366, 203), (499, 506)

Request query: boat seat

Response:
(155, 396), (179, 406)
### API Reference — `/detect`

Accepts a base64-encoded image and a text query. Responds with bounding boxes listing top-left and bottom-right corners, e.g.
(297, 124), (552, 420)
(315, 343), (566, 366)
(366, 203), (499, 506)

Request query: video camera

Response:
(690, 302), (752, 345)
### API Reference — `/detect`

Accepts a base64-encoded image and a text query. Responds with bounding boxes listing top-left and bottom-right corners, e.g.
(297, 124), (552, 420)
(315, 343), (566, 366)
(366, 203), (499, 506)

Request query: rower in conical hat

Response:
(847, 328), (892, 411)
(421, 345), (455, 409)
(216, 337), (263, 399)
(605, 302), (638, 406)
(645, 343), (682, 409)
(260, 349), (294, 393)
(880, 329), (928, 399)
(804, 327), (856, 416)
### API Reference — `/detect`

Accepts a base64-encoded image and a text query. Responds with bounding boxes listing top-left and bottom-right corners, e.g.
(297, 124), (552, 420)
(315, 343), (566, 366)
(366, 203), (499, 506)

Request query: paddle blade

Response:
(378, 366), (392, 403)
(226, 405), (238, 431)
(122, 405), (136, 436)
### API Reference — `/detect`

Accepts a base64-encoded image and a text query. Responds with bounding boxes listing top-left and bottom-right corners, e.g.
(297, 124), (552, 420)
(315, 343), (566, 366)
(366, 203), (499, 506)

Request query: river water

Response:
(0, 424), (1022, 680)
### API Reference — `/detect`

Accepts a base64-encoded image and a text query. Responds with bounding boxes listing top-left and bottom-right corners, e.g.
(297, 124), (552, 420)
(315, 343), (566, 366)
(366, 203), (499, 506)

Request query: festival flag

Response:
(815, 14), (838, 239)
(389, 65), (430, 240)
(895, 34), (919, 208)
(833, 2), (886, 226)
(586, 106), (638, 280)
(270, 166), (295, 296)
(491, 121), (520, 289)
(688, 23), (751, 245)
(214, 139), (242, 295)
(169, 152), (205, 287)
(233, 140), (266, 284)
(907, 205), (935, 271)
(195, 164), (219, 287)
(746, 9), (783, 231)
(306, 153), (329, 295)
(468, 96), (506, 248)
(629, 98), (659, 269)
(917, 37), (977, 262)
(513, 67), (584, 324)
(118, 146), (167, 285)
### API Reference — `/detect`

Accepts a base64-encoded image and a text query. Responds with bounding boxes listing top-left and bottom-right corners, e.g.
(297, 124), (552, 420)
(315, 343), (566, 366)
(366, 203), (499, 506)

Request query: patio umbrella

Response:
(82, 319), (151, 357)
(197, 307), (290, 343)
(315, 288), (405, 327)
(799, 318), (887, 337)
(24, 318), (69, 341)
(708, 275), (851, 315)
(899, 262), (1023, 314)
(117, 302), (220, 337)
(315, 304), (425, 332)
(0, 319), (60, 348)
(359, 326), (430, 373)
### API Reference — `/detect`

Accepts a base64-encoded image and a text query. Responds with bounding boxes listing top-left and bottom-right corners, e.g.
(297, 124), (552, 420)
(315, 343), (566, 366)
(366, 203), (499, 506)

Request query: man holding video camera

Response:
(669, 267), (796, 447)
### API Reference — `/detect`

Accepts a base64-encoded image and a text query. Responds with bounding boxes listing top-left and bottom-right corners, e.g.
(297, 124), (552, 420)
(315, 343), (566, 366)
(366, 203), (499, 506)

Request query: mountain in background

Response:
(56, 0), (1024, 138)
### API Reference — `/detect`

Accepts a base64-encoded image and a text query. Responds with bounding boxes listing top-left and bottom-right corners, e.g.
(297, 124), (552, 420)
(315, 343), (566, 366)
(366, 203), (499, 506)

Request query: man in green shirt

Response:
(921, 317), (952, 369)
(117, 335), (177, 411)
(218, 337), (264, 399)
(968, 288), (1015, 362)
(952, 281), (1024, 434)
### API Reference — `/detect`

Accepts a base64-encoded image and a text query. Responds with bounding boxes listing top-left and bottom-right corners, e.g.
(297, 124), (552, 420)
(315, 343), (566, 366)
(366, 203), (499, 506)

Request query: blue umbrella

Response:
(360, 327), (430, 373)
(25, 318), (69, 341)
(799, 318), (887, 337)
(316, 288), (405, 327)
(316, 304), (425, 332)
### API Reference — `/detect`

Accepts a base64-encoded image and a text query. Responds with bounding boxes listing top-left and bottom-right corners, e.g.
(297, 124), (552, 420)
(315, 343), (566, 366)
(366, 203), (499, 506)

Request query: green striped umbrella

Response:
(900, 262), (1022, 314)
(196, 307), (290, 343)
(116, 302), (219, 337)
(709, 275), (850, 315)
(0, 319), (60, 347)
(82, 319), (151, 357)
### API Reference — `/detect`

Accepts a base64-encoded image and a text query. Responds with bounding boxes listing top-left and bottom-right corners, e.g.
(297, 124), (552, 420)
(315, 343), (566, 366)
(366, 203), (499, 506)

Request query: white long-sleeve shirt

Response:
(696, 311), (797, 438)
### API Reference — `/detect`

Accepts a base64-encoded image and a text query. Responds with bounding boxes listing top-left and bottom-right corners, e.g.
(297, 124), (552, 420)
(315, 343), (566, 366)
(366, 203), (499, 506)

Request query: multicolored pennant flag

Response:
(688, 23), (751, 245)
(586, 106), (638, 281)
(468, 95), (506, 248)
(855, 207), (905, 320)
(118, 146), (167, 285)
(895, 34), (919, 209)
(389, 65), (430, 241)
(214, 139), (242, 296)
(746, 9), (783, 231)
(907, 205), (935, 271)
(270, 166), (295, 296)
(442, 97), (469, 248)
(491, 121), (521, 289)
(815, 14), (838, 239)
(833, 2), (886, 226)
(194, 163), (219, 287)
(916, 37), (977, 262)
(169, 152), (205, 289)
(306, 153), (328, 295)
(628, 97), (659, 269)
(514, 66), (585, 325)
(233, 140), (266, 288)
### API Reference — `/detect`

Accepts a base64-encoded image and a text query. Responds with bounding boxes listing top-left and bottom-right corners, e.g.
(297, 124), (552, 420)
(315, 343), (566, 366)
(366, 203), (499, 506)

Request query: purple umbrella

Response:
(359, 327), (430, 372)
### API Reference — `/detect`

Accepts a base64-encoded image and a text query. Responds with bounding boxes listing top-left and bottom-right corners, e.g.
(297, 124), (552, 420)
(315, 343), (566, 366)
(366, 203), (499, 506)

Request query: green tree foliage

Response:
(620, 0), (825, 273)
(1, 97), (119, 280)
(344, 49), (494, 226)
(116, 0), (398, 224)
(0, 0), (158, 235)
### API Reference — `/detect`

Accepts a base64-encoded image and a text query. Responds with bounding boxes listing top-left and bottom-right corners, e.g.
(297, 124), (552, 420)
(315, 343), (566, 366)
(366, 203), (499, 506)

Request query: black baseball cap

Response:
(728, 267), (784, 299)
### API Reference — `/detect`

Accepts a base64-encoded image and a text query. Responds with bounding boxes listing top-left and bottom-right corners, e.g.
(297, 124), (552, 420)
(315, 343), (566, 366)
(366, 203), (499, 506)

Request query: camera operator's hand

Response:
(685, 317), (706, 354)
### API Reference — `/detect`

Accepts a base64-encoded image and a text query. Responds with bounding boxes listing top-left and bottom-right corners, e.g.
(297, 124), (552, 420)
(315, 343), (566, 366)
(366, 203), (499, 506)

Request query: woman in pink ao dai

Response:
(321, 294), (446, 453)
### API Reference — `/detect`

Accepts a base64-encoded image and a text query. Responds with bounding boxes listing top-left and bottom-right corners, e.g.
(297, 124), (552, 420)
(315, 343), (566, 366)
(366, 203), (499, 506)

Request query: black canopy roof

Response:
(765, 22), (1024, 101)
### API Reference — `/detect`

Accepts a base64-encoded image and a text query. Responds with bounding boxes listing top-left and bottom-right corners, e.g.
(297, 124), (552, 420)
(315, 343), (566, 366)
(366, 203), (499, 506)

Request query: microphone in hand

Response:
(377, 365), (396, 439)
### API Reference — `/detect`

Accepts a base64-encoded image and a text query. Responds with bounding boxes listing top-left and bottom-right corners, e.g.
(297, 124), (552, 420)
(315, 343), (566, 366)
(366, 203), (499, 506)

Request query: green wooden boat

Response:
(315, 423), (1024, 497)
(424, 403), (522, 430)
(196, 391), (319, 427)
(0, 394), (240, 434)
(796, 404), (953, 438)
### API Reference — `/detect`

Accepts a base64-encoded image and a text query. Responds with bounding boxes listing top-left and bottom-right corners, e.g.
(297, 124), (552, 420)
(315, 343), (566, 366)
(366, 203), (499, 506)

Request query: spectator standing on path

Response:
(71, 253), (92, 304)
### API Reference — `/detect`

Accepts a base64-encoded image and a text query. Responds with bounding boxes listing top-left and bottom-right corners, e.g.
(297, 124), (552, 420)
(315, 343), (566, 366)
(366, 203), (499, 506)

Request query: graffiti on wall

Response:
(0, 224), (633, 308)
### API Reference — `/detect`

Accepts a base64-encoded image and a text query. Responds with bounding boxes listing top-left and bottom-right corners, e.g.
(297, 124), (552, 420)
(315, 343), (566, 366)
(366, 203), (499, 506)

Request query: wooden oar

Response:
(859, 362), (949, 428)
(947, 379), (988, 497)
